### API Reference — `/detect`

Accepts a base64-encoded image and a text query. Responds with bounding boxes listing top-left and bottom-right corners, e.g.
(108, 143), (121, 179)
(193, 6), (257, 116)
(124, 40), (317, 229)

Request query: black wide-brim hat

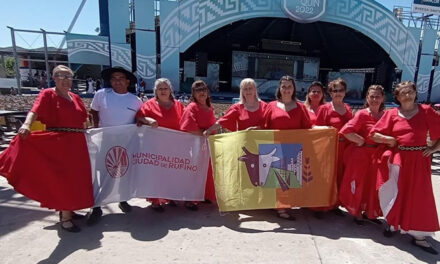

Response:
(101, 67), (137, 86)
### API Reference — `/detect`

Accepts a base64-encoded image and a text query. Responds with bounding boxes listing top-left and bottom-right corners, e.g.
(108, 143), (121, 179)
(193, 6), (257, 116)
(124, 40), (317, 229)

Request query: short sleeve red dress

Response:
(0, 88), (94, 210)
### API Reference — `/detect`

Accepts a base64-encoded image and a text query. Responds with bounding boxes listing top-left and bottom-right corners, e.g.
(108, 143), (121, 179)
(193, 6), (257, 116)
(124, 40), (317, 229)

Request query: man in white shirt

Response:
(87, 67), (143, 226)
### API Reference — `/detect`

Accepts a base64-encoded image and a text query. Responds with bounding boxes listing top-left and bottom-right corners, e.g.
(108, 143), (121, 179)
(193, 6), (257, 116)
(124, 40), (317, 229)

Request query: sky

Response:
(0, 0), (413, 49)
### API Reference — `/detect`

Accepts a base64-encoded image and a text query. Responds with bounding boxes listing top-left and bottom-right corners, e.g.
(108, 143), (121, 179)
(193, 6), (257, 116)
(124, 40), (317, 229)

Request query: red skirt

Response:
(378, 149), (439, 232)
(0, 132), (94, 211)
(204, 159), (216, 201)
(339, 145), (382, 218)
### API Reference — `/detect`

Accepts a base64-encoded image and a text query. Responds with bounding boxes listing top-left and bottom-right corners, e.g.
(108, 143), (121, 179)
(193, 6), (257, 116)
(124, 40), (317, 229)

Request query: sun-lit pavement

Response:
(0, 132), (440, 263)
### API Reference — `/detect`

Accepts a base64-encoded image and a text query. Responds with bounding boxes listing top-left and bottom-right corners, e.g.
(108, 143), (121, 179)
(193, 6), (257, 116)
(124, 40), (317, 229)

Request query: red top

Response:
(179, 102), (216, 132)
(308, 110), (318, 126)
(339, 108), (381, 145)
(31, 88), (87, 128)
(136, 98), (185, 130)
(262, 101), (312, 129)
(315, 102), (353, 131)
(370, 105), (440, 145)
(218, 101), (267, 131)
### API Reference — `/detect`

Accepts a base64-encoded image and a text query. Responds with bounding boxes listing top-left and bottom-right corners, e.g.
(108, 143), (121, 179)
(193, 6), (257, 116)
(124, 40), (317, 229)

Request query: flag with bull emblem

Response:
(208, 129), (338, 212)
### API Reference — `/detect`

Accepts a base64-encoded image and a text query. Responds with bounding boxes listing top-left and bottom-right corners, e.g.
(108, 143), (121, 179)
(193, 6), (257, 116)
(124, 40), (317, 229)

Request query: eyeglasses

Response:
(55, 74), (73, 80)
(330, 89), (345, 93)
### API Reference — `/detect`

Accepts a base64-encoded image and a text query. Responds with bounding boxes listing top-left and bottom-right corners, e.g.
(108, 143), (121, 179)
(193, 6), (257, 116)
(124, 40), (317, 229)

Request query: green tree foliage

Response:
(4, 57), (16, 77)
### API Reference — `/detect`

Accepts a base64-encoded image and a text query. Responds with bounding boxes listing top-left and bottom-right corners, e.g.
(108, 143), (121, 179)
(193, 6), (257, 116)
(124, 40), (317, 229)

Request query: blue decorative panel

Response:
(179, 0), (200, 52)
(110, 43), (132, 70)
(136, 30), (157, 89)
(161, 47), (180, 92)
(135, 0), (155, 30)
(66, 33), (110, 65)
(108, 0), (130, 43)
(161, 0), (180, 91)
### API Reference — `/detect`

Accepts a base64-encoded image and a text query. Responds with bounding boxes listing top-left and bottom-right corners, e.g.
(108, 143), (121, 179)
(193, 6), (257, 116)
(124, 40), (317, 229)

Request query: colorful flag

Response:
(208, 129), (338, 212)
(87, 124), (210, 206)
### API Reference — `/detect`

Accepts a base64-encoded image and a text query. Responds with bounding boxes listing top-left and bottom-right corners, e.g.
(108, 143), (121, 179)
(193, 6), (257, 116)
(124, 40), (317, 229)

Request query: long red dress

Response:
(218, 101), (267, 131)
(339, 108), (383, 218)
(315, 102), (353, 186)
(180, 102), (217, 201)
(136, 98), (185, 205)
(370, 105), (440, 233)
(263, 101), (312, 129)
(0, 88), (94, 210)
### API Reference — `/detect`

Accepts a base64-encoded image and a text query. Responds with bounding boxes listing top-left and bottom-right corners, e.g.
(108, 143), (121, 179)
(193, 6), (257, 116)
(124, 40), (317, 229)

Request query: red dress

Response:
(315, 102), (353, 186)
(0, 88), (94, 210)
(136, 98), (184, 130)
(263, 101), (312, 129)
(370, 105), (440, 233)
(339, 109), (383, 218)
(180, 102), (217, 201)
(308, 109), (318, 126)
(136, 98), (185, 205)
(218, 101), (267, 131)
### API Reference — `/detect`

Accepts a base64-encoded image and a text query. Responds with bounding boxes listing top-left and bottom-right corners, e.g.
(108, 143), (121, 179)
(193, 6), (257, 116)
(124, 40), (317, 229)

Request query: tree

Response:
(4, 57), (16, 77)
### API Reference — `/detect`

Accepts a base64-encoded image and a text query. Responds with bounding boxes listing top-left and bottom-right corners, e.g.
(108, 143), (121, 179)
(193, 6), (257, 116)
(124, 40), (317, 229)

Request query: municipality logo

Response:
(282, 0), (327, 23)
(105, 146), (129, 178)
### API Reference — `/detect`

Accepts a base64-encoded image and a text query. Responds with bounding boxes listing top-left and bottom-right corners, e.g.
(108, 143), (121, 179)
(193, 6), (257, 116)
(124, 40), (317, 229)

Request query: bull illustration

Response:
(238, 146), (290, 191)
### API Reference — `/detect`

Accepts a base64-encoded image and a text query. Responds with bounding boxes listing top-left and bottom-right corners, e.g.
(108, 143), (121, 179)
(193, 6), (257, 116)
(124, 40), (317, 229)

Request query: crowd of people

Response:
(0, 65), (439, 255)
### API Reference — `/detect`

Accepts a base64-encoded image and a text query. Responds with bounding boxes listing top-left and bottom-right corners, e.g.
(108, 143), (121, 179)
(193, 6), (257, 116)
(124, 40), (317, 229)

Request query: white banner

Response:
(86, 124), (209, 206)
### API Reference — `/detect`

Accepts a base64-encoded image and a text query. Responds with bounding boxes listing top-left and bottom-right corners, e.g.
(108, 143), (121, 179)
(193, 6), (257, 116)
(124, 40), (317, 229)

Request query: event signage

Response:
(282, 0), (327, 23)
(413, 0), (440, 15)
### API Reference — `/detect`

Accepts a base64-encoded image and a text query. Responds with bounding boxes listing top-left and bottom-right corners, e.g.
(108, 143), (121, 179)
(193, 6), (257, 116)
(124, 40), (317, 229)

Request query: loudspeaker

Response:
(196, 52), (208, 77)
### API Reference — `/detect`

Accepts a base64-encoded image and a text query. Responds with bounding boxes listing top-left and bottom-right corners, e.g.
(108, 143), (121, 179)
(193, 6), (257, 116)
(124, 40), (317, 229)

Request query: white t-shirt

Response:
(91, 88), (142, 127)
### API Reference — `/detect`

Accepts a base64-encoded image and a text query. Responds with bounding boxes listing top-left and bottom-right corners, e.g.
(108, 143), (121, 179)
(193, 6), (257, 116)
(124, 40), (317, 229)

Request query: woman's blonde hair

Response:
(52, 65), (73, 77)
(239, 78), (259, 103)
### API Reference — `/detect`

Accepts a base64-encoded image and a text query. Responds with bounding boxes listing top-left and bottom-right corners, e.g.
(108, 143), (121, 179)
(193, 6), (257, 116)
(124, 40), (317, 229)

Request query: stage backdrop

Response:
(209, 129), (338, 212)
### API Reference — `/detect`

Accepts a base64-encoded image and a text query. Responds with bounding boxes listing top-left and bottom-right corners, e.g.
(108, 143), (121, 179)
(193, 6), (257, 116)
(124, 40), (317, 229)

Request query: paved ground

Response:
(1, 131), (440, 263)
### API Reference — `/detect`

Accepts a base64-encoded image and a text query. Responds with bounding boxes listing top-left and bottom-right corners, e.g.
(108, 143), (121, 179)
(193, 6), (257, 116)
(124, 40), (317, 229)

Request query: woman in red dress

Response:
(304, 81), (325, 125)
(371, 81), (440, 255)
(0, 65), (94, 233)
(263, 75), (312, 220)
(204, 78), (266, 135)
(314, 78), (353, 216)
(339, 85), (385, 224)
(179, 80), (217, 210)
(136, 78), (185, 212)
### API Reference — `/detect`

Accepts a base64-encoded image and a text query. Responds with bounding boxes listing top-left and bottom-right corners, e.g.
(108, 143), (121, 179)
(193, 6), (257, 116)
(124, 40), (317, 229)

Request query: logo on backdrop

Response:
(282, 0), (327, 23)
(105, 146), (129, 178)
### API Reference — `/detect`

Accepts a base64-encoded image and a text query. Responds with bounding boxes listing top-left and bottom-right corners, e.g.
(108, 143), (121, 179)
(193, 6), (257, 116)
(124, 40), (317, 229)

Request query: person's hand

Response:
(423, 147), (437, 157)
(203, 128), (212, 137)
(18, 124), (31, 139)
(384, 136), (397, 148)
(149, 119), (158, 128)
(356, 137), (365, 147)
(245, 126), (259, 131)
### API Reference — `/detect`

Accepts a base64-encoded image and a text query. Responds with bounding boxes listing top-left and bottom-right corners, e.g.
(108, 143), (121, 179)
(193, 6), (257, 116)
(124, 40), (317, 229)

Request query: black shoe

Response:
(362, 213), (382, 225)
(71, 212), (86, 220)
(60, 219), (81, 233)
(150, 204), (165, 213)
(184, 202), (199, 211)
(383, 227), (395, 238)
(87, 207), (103, 226)
(412, 238), (439, 255)
(331, 208), (345, 217)
(202, 199), (212, 204)
(119, 201), (132, 213)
